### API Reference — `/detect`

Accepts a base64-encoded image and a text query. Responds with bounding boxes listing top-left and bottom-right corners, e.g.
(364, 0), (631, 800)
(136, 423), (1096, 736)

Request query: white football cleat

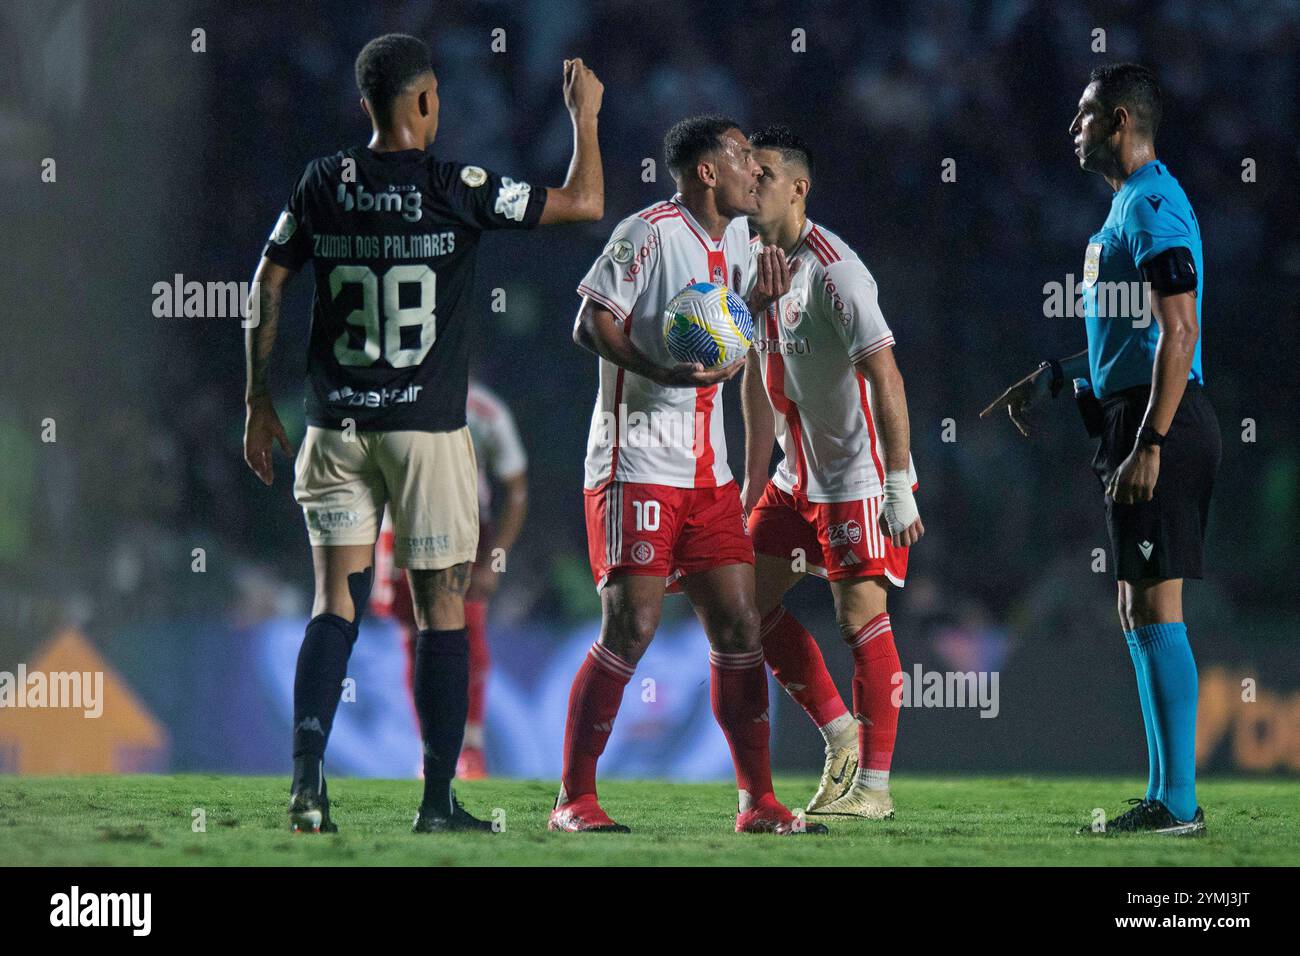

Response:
(806, 743), (858, 812)
(812, 784), (894, 820)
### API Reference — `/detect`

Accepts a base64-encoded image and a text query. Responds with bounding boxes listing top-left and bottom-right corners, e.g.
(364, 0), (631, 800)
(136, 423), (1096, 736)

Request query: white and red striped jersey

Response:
(466, 378), (527, 517)
(576, 195), (755, 490)
(754, 219), (917, 502)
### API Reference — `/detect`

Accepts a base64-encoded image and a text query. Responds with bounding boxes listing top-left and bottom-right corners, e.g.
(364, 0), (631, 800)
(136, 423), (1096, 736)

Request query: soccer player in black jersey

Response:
(242, 34), (604, 833)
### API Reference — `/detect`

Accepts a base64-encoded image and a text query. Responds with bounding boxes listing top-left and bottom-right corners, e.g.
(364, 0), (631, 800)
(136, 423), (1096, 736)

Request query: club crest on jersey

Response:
(1083, 242), (1102, 288)
(781, 296), (802, 329)
(711, 263), (726, 284)
(269, 210), (297, 245)
(630, 541), (655, 565)
(607, 238), (634, 263)
(460, 165), (487, 187)
(827, 519), (863, 547)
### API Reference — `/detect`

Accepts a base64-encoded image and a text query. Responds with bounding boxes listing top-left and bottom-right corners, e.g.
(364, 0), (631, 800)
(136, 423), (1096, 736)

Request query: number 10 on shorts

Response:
(632, 499), (660, 532)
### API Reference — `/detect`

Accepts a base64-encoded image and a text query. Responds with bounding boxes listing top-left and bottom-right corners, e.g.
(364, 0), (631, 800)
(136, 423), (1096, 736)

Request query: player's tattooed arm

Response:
(539, 59), (605, 225)
(243, 257), (296, 486)
(573, 298), (741, 387)
(855, 346), (924, 547)
(979, 348), (1088, 437)
(740, 350), (776, 514)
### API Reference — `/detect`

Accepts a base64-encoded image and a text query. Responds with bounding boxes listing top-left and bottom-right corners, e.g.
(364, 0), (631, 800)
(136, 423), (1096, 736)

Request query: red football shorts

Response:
(748, 480), (908, 585)
(584, 480), (754, 590)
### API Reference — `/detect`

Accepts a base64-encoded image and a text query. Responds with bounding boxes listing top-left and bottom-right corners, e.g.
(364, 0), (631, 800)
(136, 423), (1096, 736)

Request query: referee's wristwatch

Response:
(1138, 424), (1167, 449)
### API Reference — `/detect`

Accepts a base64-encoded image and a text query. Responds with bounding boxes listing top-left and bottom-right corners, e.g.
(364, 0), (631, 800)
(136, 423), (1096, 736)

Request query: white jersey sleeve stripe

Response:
(578, 283), (631, 322)
(849, 335), (895, 363)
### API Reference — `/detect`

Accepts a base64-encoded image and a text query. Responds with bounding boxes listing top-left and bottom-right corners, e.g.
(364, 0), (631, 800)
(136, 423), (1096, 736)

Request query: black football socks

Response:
(291, 612), (359, 796)
(413, 627), (470, 816)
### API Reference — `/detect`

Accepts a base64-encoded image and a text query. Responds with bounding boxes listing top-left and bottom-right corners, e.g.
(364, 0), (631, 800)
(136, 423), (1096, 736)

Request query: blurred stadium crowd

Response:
(4, 0), (1297, 678)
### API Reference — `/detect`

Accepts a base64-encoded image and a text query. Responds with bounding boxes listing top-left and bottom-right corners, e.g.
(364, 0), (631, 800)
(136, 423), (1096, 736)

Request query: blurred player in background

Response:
(982, 65), (1216, 835)
(371, 375), (529, 779)
(554, 116), (824, 835)
(742, 126), (923, 820)
(242, 33), (603, 833)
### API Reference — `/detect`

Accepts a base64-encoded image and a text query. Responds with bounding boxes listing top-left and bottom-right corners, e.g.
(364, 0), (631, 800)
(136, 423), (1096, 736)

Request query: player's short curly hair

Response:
(749, 124), (813, 178)
(1089, 63), (1162, 138)
(355, 34), (433, 125)
(663, 115), (742, 181)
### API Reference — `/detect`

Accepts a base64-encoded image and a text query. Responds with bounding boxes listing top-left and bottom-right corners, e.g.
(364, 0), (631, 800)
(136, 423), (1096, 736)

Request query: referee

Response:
(982, 64), (1219, 835)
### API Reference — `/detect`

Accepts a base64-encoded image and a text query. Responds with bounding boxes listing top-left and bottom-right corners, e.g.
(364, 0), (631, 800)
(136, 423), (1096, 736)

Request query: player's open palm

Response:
(244, 398), (294, 486)
(563, 58), (603, 118)
(979, 366), (1052, 438)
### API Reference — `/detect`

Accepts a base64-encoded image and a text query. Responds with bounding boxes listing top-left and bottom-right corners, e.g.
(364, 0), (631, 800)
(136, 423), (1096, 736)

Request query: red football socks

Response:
(709, 648), (775, 801)
(759, 606), (850, 728)
(848, 612), (901, 773)
(559, 642), (633, 801)
(464, 598), (489, 726)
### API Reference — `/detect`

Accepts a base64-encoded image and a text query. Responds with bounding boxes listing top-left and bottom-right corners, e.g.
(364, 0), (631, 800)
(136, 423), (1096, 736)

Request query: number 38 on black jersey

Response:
(261, 147), (546, 433)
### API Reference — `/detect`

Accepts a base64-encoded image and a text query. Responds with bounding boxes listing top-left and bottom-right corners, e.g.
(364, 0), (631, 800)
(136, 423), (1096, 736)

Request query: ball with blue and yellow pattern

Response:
(662, 282), (754, 368)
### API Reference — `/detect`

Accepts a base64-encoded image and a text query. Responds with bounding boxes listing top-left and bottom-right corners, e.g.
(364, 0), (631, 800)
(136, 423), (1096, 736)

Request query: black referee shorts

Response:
(1091, 383), (1221, 582)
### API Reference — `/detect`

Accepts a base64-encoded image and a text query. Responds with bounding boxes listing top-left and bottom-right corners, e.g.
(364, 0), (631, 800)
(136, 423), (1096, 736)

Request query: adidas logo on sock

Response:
(593, 720), (613, 733)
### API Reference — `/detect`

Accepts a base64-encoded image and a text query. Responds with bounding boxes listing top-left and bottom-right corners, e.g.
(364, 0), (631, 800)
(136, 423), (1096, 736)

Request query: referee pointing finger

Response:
(982, 64), (1220, 836)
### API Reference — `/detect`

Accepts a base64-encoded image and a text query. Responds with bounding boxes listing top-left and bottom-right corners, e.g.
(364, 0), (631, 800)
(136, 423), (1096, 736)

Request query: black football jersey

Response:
(261, 146), (546, 432)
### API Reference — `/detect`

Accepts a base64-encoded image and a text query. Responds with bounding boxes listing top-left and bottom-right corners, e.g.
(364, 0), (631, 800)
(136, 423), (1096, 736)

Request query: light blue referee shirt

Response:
(1082, 160), (1204, 398)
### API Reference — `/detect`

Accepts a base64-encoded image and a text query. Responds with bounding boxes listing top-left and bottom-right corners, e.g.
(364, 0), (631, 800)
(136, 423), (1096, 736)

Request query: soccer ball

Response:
(663, 283), (754, 368)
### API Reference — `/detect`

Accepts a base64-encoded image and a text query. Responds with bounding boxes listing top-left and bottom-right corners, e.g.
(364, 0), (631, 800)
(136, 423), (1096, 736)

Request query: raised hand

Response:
(563, 58), (604, 120)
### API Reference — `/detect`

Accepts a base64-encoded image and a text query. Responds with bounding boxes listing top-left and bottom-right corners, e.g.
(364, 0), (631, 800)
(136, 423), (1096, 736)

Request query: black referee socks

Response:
(414, 627), (470, 815)
(291, 612), (359, 796)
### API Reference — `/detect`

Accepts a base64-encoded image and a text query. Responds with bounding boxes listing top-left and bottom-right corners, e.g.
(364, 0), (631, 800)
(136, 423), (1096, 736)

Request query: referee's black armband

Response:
(1140, 247), (1198, 296)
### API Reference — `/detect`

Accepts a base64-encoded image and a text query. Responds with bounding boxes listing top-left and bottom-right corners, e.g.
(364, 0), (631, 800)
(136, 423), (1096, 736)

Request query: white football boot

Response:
(813, 784), (895, 820)
(806, 743), (858, 813)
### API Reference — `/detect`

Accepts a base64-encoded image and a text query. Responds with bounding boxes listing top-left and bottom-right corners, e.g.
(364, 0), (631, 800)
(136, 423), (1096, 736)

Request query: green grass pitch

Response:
(1, 775), (1295, 866)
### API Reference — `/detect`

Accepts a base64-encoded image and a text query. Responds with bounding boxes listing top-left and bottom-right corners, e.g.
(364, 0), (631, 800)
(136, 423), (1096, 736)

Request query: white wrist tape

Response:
(881, 470), (919, 536)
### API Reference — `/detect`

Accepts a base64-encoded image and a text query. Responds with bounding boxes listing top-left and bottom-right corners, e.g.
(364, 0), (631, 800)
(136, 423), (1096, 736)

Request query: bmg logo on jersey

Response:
(335, 182), (423, 222)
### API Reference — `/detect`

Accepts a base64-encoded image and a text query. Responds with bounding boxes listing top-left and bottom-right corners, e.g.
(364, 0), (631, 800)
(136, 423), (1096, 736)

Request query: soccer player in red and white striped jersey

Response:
(370, 377), (529, 778)
(552, 116), (822, 835)
(741, 126), (924, 820)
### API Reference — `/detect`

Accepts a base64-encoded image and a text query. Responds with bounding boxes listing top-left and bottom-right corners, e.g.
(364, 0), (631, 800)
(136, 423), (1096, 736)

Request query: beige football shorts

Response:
(293, 425), (479, 570)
